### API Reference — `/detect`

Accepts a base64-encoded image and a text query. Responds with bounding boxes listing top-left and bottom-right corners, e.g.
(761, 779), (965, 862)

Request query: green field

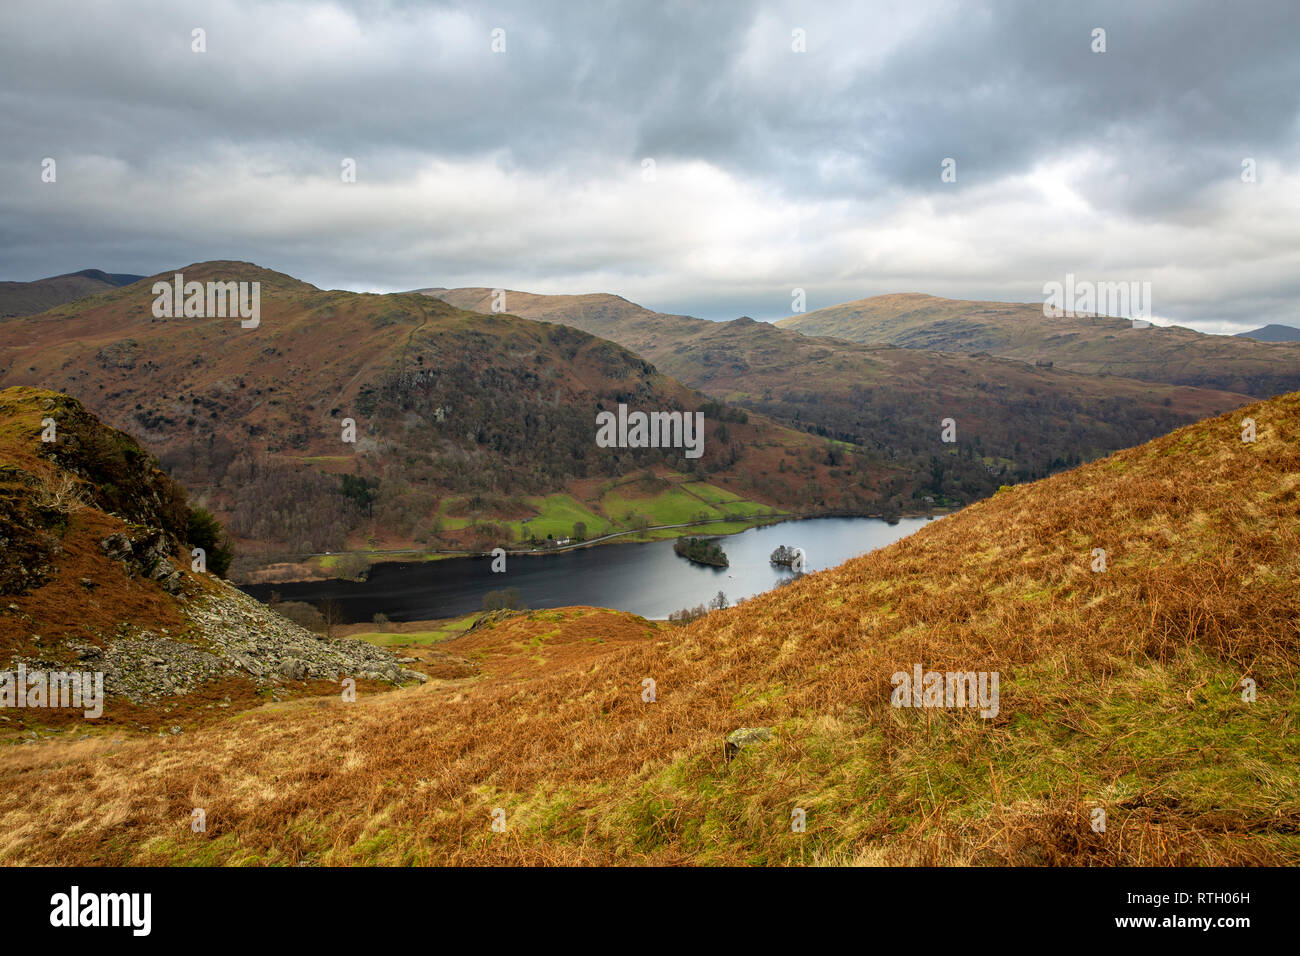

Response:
(680, 481), (743, 504)
(599, 481), (782, 529)
(313, 551), (452, 572)
(633, 518), (771, 541)
(712, 498), (779, 517)
(600, 487), (715, 526)
(507, 494), (613, 541)
(350, 613), (479, 647)
(433, 498), (474, 530)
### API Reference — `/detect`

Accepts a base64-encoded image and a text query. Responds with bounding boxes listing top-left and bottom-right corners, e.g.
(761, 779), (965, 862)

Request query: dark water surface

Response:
(241, 516), (936, 623)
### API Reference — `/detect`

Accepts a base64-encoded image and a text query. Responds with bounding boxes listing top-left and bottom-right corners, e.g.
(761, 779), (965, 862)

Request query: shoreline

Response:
(235, 507), (954, 586)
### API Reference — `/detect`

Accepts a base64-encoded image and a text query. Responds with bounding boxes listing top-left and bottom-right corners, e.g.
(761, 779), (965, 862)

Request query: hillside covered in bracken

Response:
(2, 389), (1294, 866)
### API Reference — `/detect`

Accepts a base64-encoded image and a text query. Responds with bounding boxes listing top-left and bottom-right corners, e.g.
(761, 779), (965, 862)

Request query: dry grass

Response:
(32, 471), (89, 513)
(2, 395), (1298, 866)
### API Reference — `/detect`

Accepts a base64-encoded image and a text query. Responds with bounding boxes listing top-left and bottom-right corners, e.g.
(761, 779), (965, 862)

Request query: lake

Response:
(240, 515), (936, 623)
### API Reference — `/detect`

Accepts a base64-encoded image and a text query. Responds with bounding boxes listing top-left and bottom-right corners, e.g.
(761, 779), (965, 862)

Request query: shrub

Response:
(186, 506), (235, 577)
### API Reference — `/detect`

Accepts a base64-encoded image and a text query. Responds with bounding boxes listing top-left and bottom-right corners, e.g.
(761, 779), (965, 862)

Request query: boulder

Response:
(724, 727), (773, 762)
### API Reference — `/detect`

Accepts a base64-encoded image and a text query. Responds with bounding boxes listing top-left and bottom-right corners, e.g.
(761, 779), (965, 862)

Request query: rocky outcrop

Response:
(0, 387), (425, 707)
(465, 608), (526, 633)
(185, 582), (426, 689)
(100, 529), (184, 595)
(724, 727), (773, 762)
(24, 582), (425, 704)
(0, 481), (59, 595)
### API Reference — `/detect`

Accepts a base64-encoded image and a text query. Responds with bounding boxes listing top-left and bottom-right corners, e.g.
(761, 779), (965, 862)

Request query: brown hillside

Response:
(777, 292), (1300, 397)
(0, 386), (425, 737)
(0, 263), (878, 566)
(1, 392), (1295, 865)
(426, 286), (1254, 507)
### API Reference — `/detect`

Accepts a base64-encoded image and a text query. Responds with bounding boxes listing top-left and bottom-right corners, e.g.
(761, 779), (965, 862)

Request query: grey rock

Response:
(724, 727), (774, 762)
(11, 576), (426, 707)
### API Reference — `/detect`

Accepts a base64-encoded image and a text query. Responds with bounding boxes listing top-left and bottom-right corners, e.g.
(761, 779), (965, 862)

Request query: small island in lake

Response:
(769, 544), (804, 568)
(673, 536), (729, 567)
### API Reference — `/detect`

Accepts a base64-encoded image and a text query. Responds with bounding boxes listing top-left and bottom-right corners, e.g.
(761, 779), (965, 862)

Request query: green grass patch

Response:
(351, 613), (479, 646)
(508, 493), (612, 541)
(681, 482), (744, 504)
(600, 487), (723, 526)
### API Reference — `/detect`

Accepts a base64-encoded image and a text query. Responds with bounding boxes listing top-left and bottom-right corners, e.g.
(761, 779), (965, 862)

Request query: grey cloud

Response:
(0, 0), (1297, 329)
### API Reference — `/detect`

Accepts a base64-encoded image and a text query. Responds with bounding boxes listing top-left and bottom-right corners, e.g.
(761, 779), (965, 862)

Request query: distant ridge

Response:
(775, 292), (1300, 397)
(0, 267), (147, 317)
(64, 268), (146, 287)
(422, 285), (1255, 511)
(1237, 323), (1300, 342)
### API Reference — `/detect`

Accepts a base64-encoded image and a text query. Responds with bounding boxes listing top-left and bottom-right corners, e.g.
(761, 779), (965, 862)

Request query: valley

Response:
(0, 263), (884, 580)
(4, 0), (1296, 908)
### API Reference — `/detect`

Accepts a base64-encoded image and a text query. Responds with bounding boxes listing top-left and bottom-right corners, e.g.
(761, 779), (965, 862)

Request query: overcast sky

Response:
(2, 0), (1298, 331)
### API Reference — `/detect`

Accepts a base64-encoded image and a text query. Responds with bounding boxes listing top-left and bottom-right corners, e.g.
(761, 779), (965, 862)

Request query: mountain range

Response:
(1237, 323), (1300, 342)
(422, 286), (1259, 501)
(774, 293), (1300, 397)
(0, 264), (867, 577)
(3, 265), (1296, 581)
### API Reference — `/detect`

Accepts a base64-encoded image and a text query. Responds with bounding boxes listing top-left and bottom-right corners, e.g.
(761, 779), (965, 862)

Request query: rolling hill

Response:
(423, 287), (1254, 507)
(0, 263), (880, 574)
(1237, 324), (1300, 343)
(3, 388), (1294, 865)
(0, 268), (145, 318)
(776, 293), (1300, 397)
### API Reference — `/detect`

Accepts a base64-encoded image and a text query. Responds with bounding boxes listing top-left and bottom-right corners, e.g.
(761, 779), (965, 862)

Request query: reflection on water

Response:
(241, 516), (936, 623)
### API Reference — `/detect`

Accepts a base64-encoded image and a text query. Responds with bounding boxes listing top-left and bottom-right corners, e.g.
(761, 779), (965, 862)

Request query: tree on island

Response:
(673, 536), (729, 567)
(483, 587), (527, 611)
(770, 544), (798, 567)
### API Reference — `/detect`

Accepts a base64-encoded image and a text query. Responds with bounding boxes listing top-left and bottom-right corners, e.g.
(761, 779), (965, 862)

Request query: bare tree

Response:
(319, 598), (345, 639)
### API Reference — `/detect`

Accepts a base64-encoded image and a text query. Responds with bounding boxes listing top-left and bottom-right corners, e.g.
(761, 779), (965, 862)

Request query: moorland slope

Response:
(2, 390), (1294, 865)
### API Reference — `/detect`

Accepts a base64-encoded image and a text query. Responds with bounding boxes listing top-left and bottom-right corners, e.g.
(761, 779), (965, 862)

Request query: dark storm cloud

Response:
(0, 0), (1297, 329)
